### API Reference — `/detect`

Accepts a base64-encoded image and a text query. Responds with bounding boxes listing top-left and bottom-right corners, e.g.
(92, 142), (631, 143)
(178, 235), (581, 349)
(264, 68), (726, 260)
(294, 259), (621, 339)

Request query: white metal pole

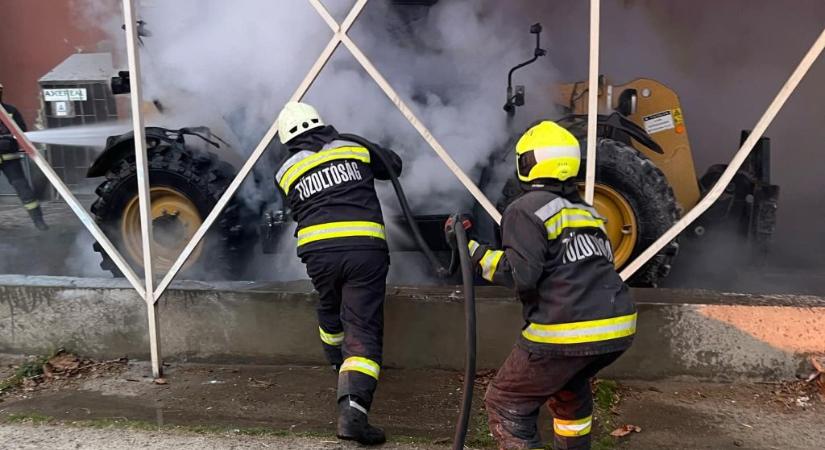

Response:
(0, 108), (146, 298)
(620, 27), (825, 281)
(122, 0), (161, 378)
(152, 2), (368, 300)
(307, 0), (503, 225)
(584, 0), (600, 205)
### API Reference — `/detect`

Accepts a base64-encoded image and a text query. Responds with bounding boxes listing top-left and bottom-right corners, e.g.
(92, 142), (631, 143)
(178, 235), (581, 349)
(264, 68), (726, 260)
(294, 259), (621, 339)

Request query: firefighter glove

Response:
(443, 213), (473, 250)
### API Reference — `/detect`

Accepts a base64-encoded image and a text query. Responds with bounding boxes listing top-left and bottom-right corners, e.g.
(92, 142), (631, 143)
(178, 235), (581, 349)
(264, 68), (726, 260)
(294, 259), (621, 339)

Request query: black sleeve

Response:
(500, 206), (548, 291)
(468, 205), (547, 290)
(11, 107), (27, 132)
(368, 144), (403, 181)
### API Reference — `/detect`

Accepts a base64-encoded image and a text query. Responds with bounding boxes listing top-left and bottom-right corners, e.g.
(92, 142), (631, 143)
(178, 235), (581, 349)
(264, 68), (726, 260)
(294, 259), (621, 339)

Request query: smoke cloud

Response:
(77, 0), (557, 213)
(70, 0), (559, 282)
(68, 0), (825, 291)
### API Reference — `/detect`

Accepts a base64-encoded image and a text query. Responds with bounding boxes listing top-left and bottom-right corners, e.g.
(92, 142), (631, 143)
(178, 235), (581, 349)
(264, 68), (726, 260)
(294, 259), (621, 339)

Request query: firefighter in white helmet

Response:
(446, 120), (635, 450)
(274, 102), (402, 445)
(0, 82), (48, 230)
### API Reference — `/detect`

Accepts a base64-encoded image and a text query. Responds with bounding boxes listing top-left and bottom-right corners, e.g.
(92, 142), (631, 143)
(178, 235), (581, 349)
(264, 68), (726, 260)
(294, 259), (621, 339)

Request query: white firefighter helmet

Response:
(277, 101), (325, 144)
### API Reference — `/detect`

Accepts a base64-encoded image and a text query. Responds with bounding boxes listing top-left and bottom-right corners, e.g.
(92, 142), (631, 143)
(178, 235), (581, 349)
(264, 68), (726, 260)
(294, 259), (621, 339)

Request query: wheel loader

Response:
(84, 17), (778, 287)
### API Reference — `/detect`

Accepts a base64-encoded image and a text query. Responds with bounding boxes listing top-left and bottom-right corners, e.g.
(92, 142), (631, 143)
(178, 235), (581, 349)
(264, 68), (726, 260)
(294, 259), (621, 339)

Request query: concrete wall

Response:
(0, 275), (823, 381)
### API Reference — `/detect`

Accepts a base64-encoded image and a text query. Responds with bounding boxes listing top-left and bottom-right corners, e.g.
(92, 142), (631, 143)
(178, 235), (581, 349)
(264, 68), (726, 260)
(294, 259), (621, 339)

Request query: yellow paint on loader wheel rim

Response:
(121, 187), (204, 274)
(578, 183), (638, 268)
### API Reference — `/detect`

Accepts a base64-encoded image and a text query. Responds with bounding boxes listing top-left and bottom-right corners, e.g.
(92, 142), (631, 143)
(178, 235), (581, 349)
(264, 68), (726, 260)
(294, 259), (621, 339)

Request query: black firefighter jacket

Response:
(0, 103), (27, 154)
(469, 182), (636, 356)
(275, 133), (402, 257)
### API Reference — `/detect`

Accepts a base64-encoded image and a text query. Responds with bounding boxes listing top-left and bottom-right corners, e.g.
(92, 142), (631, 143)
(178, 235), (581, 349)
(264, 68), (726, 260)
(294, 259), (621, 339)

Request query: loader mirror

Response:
(503, 23), (547, 115)
(111, 71), (131, 95)
(617, 89), (638, 116)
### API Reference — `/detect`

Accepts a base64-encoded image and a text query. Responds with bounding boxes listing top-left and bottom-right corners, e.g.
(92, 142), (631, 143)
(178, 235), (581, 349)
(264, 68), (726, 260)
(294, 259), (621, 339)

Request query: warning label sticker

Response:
(672, 107), (684, 125)
(642, 110), (675, 134)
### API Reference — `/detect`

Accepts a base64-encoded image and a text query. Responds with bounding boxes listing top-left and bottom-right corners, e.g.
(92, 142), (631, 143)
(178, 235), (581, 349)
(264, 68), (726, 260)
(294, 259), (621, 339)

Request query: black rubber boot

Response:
(28, 207), (48, 231)
(323, 345), (343, 372)
(337, 396), (386, 445)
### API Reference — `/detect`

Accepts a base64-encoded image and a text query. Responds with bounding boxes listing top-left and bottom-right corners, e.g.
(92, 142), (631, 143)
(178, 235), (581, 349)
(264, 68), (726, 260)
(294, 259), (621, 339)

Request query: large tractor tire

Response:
(582, 139), (680, 286)
(497, 138), (680, 286)
(90, 144), (257, 279)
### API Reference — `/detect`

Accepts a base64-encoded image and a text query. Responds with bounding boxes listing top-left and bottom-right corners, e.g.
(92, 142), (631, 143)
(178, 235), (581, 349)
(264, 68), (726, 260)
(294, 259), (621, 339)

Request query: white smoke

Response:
(69, 0), (560, 282)
(76, 0), (557, 213)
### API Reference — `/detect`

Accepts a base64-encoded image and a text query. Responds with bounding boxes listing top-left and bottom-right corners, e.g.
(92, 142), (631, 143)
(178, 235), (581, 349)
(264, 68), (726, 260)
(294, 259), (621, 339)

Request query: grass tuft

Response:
(5, 412), (53, 424)
(0, 354), (51, 393)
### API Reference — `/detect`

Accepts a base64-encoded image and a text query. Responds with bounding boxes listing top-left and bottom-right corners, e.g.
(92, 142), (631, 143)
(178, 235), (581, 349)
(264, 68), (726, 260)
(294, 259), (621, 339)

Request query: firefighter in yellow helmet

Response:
(446, 121), (635, 449)
(0, 82), (48, 230)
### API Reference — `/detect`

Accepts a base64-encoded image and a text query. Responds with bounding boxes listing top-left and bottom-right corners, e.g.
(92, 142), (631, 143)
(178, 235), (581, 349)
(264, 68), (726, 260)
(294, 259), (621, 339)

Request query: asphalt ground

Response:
(0, 355), (823, 450)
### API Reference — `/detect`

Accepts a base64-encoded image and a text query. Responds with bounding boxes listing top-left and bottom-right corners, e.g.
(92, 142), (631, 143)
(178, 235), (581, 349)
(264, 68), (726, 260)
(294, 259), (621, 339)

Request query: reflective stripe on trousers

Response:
(554, 415), (592, 437)
(339, 356), (380, 380)
(296, 221), (385, 247)
(319, 326), (344, 346)
(0, 152), (25, 162)
(522, 312), (637, 344)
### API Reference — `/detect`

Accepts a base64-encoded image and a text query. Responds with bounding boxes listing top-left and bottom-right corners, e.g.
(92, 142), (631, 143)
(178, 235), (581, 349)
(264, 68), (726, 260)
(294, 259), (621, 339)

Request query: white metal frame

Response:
(584, 0), (600, 205)
(1, 1), (822, 376)
(121, 0), (161, 377)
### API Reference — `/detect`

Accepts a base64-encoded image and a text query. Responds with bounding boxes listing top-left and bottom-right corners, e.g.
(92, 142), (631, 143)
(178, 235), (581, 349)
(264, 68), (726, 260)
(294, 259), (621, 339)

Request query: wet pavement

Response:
(0, 356), (823, 449)
(0, 423), (442, 449)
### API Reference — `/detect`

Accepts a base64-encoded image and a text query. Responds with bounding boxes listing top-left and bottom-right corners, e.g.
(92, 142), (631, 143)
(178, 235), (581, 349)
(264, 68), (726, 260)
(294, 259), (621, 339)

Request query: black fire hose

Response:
(339, 133), (449, 278)
(451, 222), (477, 450)
(338, 134), (477, 447)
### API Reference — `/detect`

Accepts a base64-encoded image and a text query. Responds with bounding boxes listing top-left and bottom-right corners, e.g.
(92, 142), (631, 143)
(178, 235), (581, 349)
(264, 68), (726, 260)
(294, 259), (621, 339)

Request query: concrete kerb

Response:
(0, 274), (822, 381)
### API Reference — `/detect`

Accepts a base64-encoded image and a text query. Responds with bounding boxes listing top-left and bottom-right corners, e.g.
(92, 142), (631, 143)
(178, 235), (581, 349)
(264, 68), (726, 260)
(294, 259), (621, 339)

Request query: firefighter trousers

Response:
(485, 346), (624, 450)
(0, 155), (40, 212)
(302, 249), (389, 410)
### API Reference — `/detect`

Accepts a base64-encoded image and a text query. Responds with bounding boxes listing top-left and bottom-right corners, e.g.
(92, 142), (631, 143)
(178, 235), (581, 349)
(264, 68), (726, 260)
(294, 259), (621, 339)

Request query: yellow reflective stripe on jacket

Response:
(23, 201), (39, 210)
(278, 146), (370, 193)
(296, 221), (385, 247)
(544, 208), (605, 240)
(0, 153), (24, 161)
(554, 416), (592, 437)
(467, 240), (480, 257)
(339, 356), (380, 380)
(522, 312), (636, 344)
(479, 249), (504, 282)
(319, 327), (344, 346)
(534, 197), (600, 222)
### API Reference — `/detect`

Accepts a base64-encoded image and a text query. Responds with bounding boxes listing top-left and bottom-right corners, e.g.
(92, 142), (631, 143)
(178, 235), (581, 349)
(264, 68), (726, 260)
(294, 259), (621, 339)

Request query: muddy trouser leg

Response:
(546, 352), (624, 450)
(0, 157), (40, 213)
(484, 346), (548, 449)
(485, 346), (626, 450)
(336, 249), (388, 411)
